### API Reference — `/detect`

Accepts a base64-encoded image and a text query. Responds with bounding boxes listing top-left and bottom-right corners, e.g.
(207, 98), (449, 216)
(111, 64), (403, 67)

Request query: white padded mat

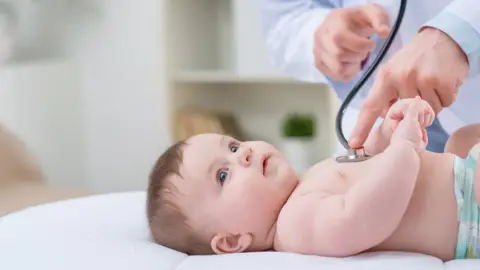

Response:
(0, 191), (479, 270)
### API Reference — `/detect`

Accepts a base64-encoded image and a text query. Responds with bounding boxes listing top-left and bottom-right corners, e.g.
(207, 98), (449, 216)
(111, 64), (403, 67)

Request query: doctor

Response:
(259, 0), (480, 155)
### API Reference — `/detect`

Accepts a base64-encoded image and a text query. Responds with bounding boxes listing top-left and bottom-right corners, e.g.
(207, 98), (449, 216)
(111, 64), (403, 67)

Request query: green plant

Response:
(281, 113), (316, 138)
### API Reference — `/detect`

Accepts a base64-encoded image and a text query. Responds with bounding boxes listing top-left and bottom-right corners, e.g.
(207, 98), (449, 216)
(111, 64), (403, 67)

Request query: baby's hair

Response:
(146, 140), (213, 255)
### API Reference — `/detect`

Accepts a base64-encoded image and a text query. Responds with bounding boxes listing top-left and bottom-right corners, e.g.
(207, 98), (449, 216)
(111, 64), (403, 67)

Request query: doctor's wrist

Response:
(419, 26), (468, 66)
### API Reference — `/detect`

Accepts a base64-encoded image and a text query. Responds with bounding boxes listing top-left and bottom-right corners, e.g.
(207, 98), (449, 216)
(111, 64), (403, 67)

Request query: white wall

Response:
(0, 0), (171, 192)
(0, 60), (87, 189)
(70, 0), (171, 192)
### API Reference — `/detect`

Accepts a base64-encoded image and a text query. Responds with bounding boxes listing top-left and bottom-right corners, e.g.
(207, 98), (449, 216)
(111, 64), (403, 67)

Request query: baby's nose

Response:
(239, 147), (252, 167)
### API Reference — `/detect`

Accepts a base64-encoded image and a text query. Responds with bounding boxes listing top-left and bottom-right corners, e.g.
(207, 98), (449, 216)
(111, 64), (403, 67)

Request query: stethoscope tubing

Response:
(335, 0), (408, 150)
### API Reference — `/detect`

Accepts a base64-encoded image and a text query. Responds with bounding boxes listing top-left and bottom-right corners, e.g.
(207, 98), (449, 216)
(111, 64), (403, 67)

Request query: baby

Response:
(146, 96), (480, 261)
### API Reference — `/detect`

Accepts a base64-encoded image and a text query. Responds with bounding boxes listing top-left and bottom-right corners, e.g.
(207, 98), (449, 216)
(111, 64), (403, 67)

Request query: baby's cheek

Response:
(230, 178), (267, 202)
(226, 180), (270, 210)
(219, 194), (262, 232)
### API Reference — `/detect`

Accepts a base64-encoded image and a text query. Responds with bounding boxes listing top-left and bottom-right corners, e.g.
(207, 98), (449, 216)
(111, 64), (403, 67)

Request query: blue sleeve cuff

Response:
(422, 12), (480, 78)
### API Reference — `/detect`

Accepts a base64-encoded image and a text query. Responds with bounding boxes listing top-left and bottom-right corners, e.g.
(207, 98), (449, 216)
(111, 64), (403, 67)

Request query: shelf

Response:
(167, 0), (231, 71)
(171, 70), (320, 84)
(165, 0), (339, 160)
(166, 0), (287, 77)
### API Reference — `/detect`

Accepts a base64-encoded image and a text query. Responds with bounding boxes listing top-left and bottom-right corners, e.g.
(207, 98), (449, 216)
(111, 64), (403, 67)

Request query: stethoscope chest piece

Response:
(335, 147), (371, 163)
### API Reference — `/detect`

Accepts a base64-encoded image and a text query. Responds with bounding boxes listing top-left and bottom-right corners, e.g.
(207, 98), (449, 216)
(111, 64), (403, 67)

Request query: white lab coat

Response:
(260, 0), (480, 156)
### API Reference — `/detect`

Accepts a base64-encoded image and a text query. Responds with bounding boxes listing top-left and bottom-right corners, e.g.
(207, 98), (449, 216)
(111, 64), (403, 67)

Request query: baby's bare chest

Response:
(296, 160), (361, 196)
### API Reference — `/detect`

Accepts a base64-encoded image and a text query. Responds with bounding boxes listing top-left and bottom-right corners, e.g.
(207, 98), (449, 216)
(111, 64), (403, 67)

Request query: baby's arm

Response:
(310, 101), (425, 257)
(311, 141), (419, 257)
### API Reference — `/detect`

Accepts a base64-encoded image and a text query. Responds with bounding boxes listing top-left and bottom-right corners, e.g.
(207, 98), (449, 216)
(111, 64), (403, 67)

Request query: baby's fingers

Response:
(409, 96), (434, 127)
(423, 107), (433, 127)
(405, 101), (420, 121)
(419, 98), (435, 127)
(422, 128), (428, 145)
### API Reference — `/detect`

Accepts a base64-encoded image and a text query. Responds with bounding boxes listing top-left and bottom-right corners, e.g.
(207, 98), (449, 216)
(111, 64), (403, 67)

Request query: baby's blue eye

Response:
(218, 169), (228, 184)
(230, 145), (238, 152)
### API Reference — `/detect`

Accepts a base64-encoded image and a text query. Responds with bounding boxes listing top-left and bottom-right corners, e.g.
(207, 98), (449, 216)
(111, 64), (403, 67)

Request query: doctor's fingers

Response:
(379, 64), (458, 113)
(423, 76), (458, 108)
(314, 55), (359, 82)
(330, 29), (375, 53)
(416, 87), (442, 115)
(319, 50), (360, 81)
(417, 80), (457, 114)
(350, 3), (390, 38)
(314, 40), (359, 80)
(323, 37), (371, 63)
(316, 33), (371, 79)
(395, 70), (421, 100)
(349, 74), (398, 148)
(318, 10), (376, 53)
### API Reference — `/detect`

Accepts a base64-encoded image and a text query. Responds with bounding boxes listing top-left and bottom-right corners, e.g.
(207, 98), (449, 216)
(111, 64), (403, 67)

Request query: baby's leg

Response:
(445, 124), (480, 204)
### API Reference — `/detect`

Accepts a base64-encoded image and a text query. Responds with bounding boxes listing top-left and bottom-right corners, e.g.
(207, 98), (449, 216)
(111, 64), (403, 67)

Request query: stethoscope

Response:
(335, 0), (407, 163)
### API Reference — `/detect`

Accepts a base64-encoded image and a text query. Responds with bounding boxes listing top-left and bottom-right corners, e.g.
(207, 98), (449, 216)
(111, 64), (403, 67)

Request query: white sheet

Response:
(0, 192), (478, 270)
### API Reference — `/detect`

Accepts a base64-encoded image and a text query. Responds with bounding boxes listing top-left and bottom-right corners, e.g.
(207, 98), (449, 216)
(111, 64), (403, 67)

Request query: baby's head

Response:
(147, 133), (298, 255)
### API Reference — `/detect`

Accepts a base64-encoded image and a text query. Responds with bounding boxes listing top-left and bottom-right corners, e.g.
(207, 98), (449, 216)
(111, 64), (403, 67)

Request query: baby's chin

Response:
(271, 166), (299, 199)
(275, 159), (300, 183)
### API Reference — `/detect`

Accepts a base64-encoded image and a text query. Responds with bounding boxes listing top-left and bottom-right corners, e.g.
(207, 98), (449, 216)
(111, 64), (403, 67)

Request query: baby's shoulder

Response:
(279, 171), (340, 230)
(275, 193), (320, 252)
(275, 179), (339, 253)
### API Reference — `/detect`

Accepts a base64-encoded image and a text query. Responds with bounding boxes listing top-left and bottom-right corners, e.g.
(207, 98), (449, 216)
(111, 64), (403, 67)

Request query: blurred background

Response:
(0, 0), (339, 205)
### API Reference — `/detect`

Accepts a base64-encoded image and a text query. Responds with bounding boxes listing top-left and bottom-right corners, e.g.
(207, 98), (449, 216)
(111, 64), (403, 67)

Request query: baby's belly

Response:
(372, 154), (459, 261)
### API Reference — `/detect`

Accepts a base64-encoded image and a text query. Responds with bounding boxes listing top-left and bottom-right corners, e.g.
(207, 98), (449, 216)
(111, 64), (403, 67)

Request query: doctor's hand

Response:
(313, 3), (390, 81)
(349, 27), (469, 149)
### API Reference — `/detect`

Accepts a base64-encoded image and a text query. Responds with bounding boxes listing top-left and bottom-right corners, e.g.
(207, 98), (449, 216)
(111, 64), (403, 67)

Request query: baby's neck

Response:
(271, 178), (301, 251)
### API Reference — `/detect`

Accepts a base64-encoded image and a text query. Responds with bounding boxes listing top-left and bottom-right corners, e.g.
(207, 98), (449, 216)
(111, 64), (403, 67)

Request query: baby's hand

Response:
(381, 97), (434, 142)
(389, 97), (433, 151)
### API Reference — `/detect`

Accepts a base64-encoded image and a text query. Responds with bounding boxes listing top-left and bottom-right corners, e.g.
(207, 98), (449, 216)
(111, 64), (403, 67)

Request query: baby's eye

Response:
(229, 144), (239, 153)
(217, 169), (228, 185)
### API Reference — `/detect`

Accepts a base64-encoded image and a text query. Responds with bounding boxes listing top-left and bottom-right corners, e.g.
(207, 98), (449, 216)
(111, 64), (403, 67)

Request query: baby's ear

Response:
(210, 232), (252, 254)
